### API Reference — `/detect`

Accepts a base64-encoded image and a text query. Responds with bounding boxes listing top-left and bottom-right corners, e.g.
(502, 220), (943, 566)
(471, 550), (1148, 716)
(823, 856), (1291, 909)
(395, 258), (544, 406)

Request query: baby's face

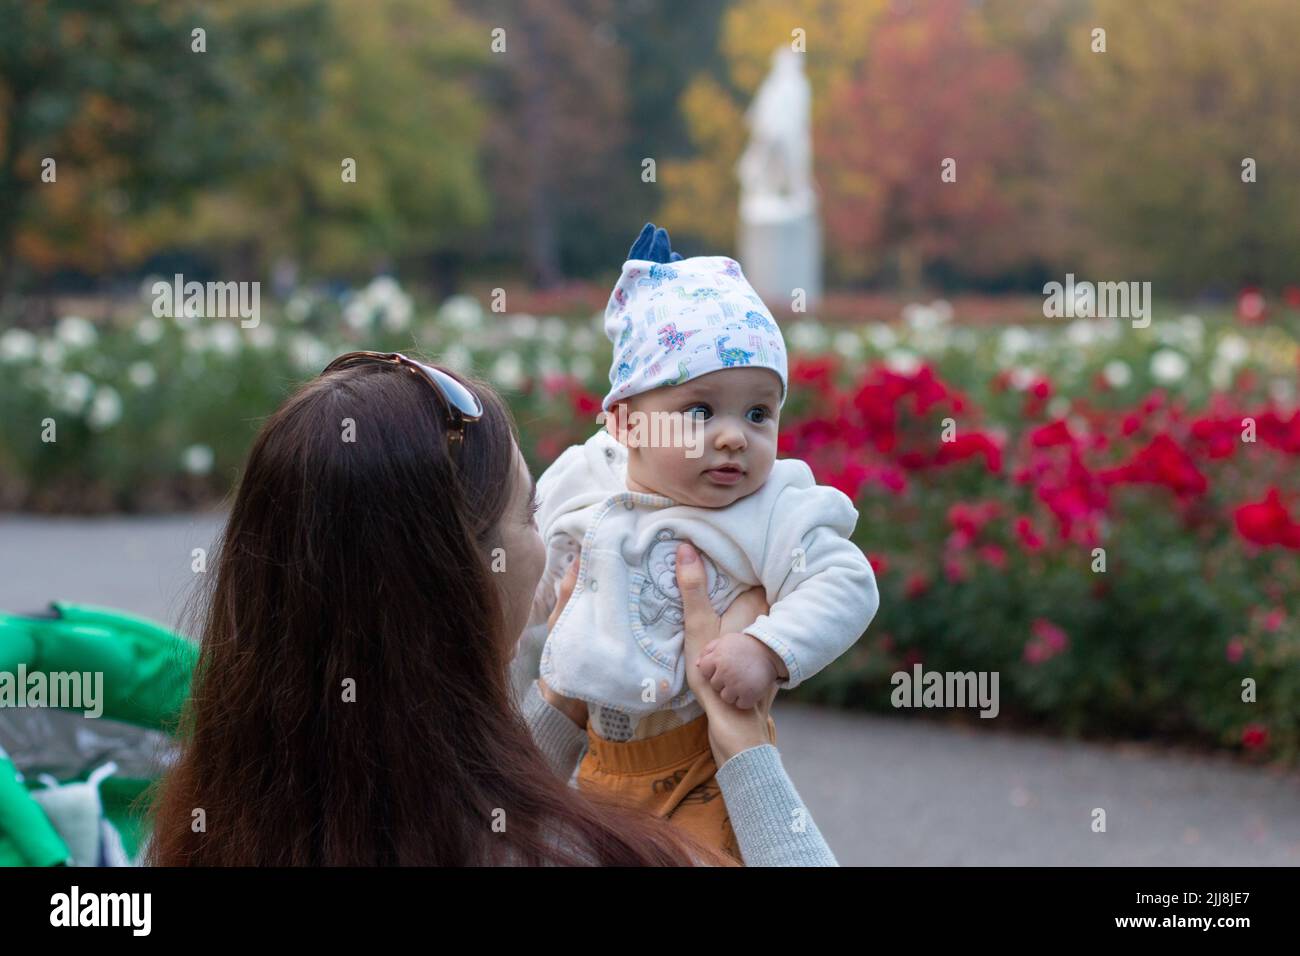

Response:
(608, 367), (782, 508)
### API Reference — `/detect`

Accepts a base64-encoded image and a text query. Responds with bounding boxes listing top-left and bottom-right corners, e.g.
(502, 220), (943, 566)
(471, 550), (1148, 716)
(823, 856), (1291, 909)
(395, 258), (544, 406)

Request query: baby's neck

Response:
(624, 473), (664, 497)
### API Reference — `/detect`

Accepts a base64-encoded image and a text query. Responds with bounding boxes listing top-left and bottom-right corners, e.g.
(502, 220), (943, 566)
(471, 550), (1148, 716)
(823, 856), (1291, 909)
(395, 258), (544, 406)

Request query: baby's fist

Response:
(695, 631), (782, 709)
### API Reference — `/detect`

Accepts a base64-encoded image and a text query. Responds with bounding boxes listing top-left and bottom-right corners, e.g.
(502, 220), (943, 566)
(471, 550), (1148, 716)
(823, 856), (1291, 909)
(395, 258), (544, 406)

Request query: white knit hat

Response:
(601, 254), (788, 413)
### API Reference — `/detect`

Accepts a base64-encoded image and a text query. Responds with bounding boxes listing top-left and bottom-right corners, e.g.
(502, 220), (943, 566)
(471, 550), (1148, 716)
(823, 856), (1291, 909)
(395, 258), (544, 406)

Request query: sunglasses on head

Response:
(320, 351), (484, 449)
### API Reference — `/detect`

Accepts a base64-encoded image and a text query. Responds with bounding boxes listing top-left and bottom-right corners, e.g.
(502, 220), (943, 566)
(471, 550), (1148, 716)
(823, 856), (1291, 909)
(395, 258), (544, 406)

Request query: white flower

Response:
(288, 334), (330, 373)
(1215, 333), (1249, 367)
(1102, 360), (1132, 388)
(902, 303), (940, 333)
(182, 444), (215, 475)
(367, 275), (402, 305)
(569, 327), (597, 353)
(535, 352), (564, 379)
(1065, 320), (1097, 347)
(53, 372), (94, 413)
(87, 385), (123, 430)
(246, 323), (276, 350)
(1209, 359), (1233, 391)
(569, 354), (594, 381)
(931, 299), (954, 324)
(183, 329), (206, 353)
(865, 322), (897, 352)
(541, 318), (567, 344)
(508, 314), (539, 339)
(0, 328), (37, 362)
(135, 316), (165, 345)
(1095, 316), (1123, 341)
(788, 321), (827, 353)
(833, 330), (863, 359)
(999, 326), (1034, 359)
(884, 349), (920, 375)
(1150, 348), (1189, 384)
(438, 295), (483, 332)
(207, 323), (241, 357)
(441, 344), (472, 373)
(1047, 396), (1071, 419)
(381, 293), (412, 332)
(1269, 378), (1296, 408)
(40, 340), (66, 368)
(128, 361), (157, 388)
(1008, 366), (1037, 391)
(343, 298), (372, 330)
(55, 316), (97, 349)
(285, 293), (312, 324)
(491, 351), (525, 389)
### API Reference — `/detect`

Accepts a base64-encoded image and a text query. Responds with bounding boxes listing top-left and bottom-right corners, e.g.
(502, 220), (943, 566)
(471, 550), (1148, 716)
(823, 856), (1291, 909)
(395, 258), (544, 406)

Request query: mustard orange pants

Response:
(576, 712), (777, 866)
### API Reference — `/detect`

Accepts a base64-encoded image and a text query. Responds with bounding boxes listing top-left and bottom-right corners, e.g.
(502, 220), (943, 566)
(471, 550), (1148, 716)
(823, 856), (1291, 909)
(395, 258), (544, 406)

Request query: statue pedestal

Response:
(737, 205), (822, 310)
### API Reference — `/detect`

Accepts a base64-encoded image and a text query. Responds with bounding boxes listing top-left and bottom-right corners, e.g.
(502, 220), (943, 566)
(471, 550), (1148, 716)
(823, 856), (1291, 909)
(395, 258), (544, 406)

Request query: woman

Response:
(148, 351), (835, 865)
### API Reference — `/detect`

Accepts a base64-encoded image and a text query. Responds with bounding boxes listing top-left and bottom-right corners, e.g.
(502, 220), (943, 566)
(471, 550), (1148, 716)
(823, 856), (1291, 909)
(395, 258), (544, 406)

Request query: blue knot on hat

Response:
(627, 222), (684, 264)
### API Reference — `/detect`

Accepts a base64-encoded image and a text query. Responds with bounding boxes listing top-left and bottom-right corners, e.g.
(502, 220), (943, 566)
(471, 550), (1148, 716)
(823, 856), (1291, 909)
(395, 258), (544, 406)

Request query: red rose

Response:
(1241, 724), (1269, 750)
(1015, 516), (1045, 552)
(1234, 488), (1300, 549)
(905, 572), (931, 599)
(1030, 419), (1075, 448)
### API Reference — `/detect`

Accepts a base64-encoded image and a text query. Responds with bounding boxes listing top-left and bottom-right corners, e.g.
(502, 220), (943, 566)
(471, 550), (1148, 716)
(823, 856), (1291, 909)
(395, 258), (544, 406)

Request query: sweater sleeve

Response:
(521, 679), (588, 781)
(715, 743), (839, 867)
(743, 476), (879, 688)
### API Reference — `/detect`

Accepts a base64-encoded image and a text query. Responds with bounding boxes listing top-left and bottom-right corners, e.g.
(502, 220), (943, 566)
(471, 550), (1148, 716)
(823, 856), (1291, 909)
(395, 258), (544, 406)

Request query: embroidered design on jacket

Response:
(636, 529), (729, 628)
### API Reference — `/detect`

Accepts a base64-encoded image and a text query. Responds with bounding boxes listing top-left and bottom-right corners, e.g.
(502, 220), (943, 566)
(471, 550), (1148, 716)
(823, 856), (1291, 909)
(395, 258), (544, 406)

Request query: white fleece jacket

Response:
(522, 428), (879, 718)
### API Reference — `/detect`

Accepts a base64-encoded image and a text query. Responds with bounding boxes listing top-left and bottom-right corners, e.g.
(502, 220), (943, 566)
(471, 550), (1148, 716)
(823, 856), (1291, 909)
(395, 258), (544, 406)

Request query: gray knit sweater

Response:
(522, 680), (838, 866)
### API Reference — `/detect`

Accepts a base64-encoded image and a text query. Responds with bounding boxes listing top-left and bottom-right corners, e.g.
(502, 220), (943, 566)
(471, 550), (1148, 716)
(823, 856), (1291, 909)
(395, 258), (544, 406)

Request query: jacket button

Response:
(604, 448), (615, 460)
(588, 579), (598, 592)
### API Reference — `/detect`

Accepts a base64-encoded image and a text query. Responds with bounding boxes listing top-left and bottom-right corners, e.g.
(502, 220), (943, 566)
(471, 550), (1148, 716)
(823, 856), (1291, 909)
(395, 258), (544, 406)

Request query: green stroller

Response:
(0, 603), (196, 866)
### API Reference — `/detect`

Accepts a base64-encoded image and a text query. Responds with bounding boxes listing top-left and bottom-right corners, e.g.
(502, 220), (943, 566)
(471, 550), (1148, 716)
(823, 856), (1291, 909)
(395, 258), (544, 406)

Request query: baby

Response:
(520, 223), (878, 860)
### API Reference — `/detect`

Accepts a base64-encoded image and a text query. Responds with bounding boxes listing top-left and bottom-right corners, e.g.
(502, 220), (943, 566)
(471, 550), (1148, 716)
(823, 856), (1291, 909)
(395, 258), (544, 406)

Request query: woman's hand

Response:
(675, 542), (776, 767)
(536, 557), (589, 729)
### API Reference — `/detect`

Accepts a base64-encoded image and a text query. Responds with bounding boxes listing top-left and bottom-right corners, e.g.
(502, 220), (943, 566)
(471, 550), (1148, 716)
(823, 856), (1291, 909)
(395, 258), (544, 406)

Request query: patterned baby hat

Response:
(601, 223), (788, 413)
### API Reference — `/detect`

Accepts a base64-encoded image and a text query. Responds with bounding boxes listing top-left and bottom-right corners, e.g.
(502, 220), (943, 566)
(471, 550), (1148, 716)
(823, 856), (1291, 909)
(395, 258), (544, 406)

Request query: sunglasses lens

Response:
(424, 364), (483, 418)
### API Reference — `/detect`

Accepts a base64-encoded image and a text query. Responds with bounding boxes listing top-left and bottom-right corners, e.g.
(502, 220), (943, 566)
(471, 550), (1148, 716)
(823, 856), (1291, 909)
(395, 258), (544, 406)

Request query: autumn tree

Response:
(0, 0), (328, 303)
(468, 0), (630, 287)
(1057, 0), (1300, 292)
(817, 0), (1032, 289)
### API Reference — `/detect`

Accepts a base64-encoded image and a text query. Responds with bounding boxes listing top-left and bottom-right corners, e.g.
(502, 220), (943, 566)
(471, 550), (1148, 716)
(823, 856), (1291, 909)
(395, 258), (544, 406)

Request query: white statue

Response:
(736, 47), (822, 305)
(737, 47), (816, 223)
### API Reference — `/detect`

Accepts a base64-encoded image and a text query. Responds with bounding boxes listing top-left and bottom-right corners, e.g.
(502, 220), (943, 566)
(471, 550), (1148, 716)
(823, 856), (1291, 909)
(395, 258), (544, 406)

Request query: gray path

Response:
(3, 513), (1298, 866)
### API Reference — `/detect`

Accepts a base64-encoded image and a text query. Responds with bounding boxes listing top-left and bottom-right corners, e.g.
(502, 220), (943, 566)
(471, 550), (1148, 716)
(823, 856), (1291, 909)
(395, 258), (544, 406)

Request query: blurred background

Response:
(2, 0), (1299, 863)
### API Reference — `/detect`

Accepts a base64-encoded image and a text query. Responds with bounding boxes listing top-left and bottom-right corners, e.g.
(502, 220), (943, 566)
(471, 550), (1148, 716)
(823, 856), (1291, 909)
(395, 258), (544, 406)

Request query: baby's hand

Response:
(696, 631), (784, 710)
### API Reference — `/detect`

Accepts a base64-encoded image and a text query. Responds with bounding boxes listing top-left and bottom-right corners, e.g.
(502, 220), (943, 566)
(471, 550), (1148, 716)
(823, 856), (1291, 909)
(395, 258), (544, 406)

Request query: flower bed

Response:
(2, 284), (1297, 758)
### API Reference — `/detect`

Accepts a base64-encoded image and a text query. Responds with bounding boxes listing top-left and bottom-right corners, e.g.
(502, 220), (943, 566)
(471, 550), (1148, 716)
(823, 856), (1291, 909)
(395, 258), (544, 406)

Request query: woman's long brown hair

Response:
(148, 358), (716, 865)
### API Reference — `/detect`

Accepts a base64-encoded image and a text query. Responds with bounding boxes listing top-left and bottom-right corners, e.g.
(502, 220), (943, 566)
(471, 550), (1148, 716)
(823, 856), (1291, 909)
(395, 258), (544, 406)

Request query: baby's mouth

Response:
(703, 463), (745, 486)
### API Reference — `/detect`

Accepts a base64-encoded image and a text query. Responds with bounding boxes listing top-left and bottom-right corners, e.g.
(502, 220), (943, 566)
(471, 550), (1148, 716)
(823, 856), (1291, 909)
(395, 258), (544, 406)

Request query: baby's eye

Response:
(747, 406), (770, 424)
(684, 403), (711, 420)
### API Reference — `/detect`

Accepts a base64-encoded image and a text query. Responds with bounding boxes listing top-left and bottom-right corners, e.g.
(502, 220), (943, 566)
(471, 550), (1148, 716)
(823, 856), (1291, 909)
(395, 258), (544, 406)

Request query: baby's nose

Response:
(714, 424), (747, 450)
